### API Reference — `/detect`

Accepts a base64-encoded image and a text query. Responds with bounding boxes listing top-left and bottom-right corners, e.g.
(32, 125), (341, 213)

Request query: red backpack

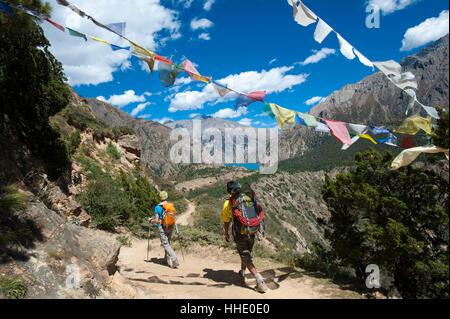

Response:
(230, 183), (264, 237)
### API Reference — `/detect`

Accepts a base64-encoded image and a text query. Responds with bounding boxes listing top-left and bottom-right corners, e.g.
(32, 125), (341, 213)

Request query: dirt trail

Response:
(176, 199), (196, 226)
(115, 200), (364, 299)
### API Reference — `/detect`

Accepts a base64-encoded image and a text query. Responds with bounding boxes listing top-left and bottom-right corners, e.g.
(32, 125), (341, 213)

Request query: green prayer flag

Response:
(67, 27), (87, 41)
(297, 112), (318, 127)
(262, 102), (275, 119)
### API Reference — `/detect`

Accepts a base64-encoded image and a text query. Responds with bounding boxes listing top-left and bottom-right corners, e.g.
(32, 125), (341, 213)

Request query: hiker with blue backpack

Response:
(148, 191), (180, 269)
(221, 181), (268, 293)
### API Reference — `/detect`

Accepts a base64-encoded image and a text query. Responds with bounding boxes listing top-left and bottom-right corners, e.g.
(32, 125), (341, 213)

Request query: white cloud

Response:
(175, 77), (192, 86)
(400, 10), (449, 51)
(299, 48), (336, 66)
(138, 114), (152, 119)
(42, 0), (181, 86)
(188, 113), (201, 118)
(198, 32), (211, 41)
(368, 0), (418, 15)
(155, 117), (174, 125)
(203, 0), (216, 11)
(168, 66), (309, 112)
(97, 90), (149, 107)
(211, 107), (248, 119)
(305, 96), (326, 106)
(130, 102), (152, 116)
(268, 58), (277, 65)
(190, 18), (214, 31)
(238, 118), (253, 126)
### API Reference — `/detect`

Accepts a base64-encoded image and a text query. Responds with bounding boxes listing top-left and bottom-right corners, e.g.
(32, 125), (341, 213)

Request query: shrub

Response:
(0, 276), (27, 299)
(321, 149), (449, 298)
(66, 130), (81, 155)
(106, 141), (121, 160)
(116, 236), (132, 247)
(0, 185), (27, 212)
(77, 159), (132, 231)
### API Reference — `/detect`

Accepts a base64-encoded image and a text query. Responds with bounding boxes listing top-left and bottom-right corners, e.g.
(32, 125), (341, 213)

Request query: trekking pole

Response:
(175, 222), (185, 261)
(146, 221), (151, 262)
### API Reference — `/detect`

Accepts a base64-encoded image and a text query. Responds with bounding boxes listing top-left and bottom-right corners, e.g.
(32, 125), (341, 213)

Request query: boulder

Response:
(0, 194), (121, 298)
(117, 135), (141, 157)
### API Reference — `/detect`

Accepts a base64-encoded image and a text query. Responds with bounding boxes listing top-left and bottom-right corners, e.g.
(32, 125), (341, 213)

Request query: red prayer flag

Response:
(155, 54), (173, 65)
(248, 91), (266, 101)
(44, 18), (65, 32)
(399, 136), (416, 149)
(323, 119), (352, 146)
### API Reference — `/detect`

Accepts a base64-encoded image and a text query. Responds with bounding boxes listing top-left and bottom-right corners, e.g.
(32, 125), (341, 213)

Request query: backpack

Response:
(230, 183), (264, 237)
(161, 202), (176, 227)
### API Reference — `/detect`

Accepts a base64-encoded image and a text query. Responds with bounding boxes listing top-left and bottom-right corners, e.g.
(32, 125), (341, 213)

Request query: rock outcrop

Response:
(0, 193), (123, 298)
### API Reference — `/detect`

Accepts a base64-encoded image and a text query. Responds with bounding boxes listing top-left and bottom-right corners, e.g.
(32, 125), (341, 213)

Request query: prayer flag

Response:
(105, 22), (126, 37)
(336, 33), (355, 60)
(359, 134), (377, 145)
(314, 18), (332, 44)
(297, 112), (318, 127)
(262, 102), (276, 119)
(43, 17), (65, 32)
(89, 36), (110, 45)
(235, 91), (266, 108)
(399, 136), (416, 149)
(392, 145), (449, 170)
(180, 59), (211, 83)
(376, 134), (398, 147)
(354, 49), (373, 68)
(394, 116), (433, 135)
(66, 27), (87, 41)
(158, 61), (183, 87)
(110, 44), (130, 51)
(323, 119), (352, 145)
(315, 122), (330, 133)
(293, 0), (317, 27)
(370, 127), (390, 135)
(267, 103), (296, 131)
(0, 1), (14, 16)
(212, 81), (232, 98)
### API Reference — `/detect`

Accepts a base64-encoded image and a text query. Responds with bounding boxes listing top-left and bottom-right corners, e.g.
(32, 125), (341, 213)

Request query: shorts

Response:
(234, 233), (255, 266)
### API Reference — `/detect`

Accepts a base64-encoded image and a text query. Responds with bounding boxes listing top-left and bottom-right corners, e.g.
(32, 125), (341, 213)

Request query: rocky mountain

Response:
(278, 34), (449, 160)
(87, 98), (177, 177)
(311, 34), (449, 122)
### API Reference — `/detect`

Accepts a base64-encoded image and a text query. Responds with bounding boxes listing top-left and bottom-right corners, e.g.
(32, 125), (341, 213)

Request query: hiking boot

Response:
(237, 270), (246, 286)
(255, 280), (268, 293)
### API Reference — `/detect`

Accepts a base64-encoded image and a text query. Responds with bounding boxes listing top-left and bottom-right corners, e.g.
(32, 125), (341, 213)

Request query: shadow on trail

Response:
(202, 268), (240, 289)
(147, 257), (168, 267)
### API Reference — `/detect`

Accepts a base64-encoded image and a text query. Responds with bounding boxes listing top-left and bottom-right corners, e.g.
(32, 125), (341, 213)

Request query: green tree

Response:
(1, 1), (70, 179)
(321, 149), (448, 298)
(432, 107), (449, 149)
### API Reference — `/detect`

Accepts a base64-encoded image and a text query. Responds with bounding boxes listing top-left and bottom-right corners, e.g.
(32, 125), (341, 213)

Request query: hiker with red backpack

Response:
(222, 181), (268, 293)
(148, 191), (180, 269)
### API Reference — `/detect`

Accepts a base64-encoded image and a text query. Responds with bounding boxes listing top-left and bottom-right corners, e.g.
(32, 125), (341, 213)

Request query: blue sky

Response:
(40, 0), (449, 127)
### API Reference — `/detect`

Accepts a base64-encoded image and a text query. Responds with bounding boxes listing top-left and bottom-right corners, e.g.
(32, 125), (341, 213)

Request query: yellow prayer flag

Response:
(193, 74), (211, 83)
(358, 134), (377, 145)
(127, 40), (155, 73)
(391, 145), (449, 170)
(268, 103), (296, 131)
(394, 116), (432, 135)
(128, 40), (155, 58)
(88, 36), (110, 45)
